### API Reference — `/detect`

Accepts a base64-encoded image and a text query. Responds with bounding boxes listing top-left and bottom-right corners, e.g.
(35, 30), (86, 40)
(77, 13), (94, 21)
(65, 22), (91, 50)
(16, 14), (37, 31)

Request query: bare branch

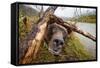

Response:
(50, 15), (96, 41)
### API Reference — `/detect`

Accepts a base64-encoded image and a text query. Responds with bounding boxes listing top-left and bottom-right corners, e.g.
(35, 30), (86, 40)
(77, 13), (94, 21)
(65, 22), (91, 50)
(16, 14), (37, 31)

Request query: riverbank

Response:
(75, 22), (96, 58)
(78, 15), (96, 23)
(68, 15), (96, 23)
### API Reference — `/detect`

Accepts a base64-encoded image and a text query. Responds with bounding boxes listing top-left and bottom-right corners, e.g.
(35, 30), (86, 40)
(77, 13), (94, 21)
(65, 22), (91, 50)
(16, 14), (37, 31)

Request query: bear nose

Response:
(54, 39), (64, 45)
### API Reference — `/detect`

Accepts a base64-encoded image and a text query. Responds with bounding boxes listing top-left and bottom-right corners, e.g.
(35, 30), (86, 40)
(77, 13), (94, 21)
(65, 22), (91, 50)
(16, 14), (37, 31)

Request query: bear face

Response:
(45, 23), (68, 55)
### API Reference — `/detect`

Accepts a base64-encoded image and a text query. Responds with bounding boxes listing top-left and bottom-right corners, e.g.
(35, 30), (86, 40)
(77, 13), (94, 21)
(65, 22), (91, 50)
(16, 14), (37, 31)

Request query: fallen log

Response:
(50, 15), (96, 41)
(19, 6), (57, 64)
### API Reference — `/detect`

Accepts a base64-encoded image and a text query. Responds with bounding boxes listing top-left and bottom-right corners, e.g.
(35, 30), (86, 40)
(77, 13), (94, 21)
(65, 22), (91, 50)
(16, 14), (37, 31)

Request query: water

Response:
(75, 22), (96, 58)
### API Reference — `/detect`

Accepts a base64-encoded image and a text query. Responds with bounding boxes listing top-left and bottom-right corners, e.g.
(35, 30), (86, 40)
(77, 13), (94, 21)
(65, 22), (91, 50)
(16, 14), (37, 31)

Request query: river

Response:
(75, 22), (96, 58)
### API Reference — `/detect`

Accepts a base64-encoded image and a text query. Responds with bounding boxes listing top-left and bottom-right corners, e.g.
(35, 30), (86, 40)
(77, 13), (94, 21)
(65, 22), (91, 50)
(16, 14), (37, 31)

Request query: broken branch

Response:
(50, 15), (96, 41)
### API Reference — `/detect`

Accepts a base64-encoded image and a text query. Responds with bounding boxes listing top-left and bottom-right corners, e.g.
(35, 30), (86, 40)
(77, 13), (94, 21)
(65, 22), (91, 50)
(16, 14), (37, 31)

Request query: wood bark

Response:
(19, 6), (57, 64)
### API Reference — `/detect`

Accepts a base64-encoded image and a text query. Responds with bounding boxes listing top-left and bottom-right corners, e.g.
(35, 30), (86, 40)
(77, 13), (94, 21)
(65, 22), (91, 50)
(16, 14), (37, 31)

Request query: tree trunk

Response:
(19, 6), (57, 64)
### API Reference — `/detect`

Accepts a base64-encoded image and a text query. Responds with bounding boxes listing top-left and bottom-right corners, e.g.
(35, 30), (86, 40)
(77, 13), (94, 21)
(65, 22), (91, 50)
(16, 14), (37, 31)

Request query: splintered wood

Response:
(19, 6), (57, 64)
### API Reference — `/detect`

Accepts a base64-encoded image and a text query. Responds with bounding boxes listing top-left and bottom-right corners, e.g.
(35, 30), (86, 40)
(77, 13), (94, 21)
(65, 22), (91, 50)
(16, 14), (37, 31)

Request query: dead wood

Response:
(19, 6), (57, 64)
(50, 15), (96, 41)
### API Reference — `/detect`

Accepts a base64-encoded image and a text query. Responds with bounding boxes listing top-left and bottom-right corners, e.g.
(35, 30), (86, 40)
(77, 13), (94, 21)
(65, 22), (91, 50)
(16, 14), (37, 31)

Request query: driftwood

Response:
(50, 15), (96, 41)
(19, 6), (96, 64)
(19, 6), (57, 64)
